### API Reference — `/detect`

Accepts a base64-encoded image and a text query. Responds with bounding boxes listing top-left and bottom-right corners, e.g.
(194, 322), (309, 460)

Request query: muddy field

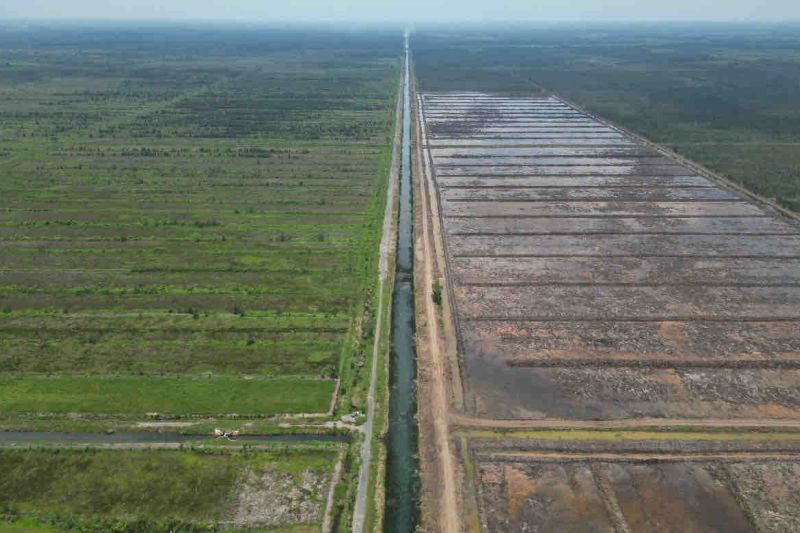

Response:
(418, 91), (800, 531)
(419, 92), (800, 422)
(462, 431), (800, 531)
(475, 457), (800, 532)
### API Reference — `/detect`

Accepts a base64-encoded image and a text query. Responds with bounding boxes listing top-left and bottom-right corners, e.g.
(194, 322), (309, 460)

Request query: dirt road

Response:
(415, 86), (461, 533)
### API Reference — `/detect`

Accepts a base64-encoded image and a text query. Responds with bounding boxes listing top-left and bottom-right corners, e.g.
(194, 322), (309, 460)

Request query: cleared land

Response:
(0, 447), (339, 532)
(415, 90), (800, 531)
(474, 454), (800, 532)
(420, 93), (800, 422)
(0, 24), (400, 531)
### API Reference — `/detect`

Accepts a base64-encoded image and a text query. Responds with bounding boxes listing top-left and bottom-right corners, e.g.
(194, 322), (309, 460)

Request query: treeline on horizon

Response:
(413, 24), (800, 211)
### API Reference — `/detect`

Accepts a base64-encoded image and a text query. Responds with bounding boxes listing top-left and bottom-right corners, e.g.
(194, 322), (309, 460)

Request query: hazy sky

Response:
(1, 0), (797, 22)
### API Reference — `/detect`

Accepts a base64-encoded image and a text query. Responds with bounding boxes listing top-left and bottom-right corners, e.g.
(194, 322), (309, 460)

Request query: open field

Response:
(0, 376), (334, 416)
(475, 455), (800, 532)
(0, 23), (402, 532)
(418, 90), (800, 422)
(414, 24), (800, 211)
(412, 83), (800, 531)
(0, 447), (338, 532)
(0, 25), (400, 420)
(467, 428), (800, 531)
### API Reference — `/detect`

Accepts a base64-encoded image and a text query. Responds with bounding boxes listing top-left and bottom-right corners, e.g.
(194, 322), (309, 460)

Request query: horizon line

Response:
(2, 17), (800, 25)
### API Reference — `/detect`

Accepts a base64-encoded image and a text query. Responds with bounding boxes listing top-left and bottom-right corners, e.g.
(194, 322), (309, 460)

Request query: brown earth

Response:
(413, 90), (800, 532)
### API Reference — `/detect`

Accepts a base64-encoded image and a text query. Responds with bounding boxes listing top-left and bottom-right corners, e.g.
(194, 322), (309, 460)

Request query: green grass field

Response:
(0, 519), (62, 532)
(0, 24), (401, 532)
(414, 23), (800, 211)
(0, 25), (401, 419)
(0, 376), (334, 415)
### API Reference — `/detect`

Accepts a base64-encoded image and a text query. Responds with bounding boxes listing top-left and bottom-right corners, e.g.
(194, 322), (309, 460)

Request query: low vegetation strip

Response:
(0, 447), (337, 532)
(0, 376), (335, 416)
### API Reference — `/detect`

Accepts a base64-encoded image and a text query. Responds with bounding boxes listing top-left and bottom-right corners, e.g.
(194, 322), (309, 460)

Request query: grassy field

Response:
(413, 23), (800, 211)
(0, 447), (337, 532)
(0, 24), (401, 419)
(0, 376), (334, 415)
(0, 519), (62, 532)
(0, 23), (402, 532)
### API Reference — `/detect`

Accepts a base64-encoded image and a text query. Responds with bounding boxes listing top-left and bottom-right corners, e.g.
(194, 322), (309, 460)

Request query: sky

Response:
(1, 0), (798, 22)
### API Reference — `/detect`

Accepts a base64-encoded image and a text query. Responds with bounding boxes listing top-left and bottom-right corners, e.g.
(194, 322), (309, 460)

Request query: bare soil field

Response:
(419, 92), (800, 422)
(475, 458), (800, 532)
(416, 91), (800, 531)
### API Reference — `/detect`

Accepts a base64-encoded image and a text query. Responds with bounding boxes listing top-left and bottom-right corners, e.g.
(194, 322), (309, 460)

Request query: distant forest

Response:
(414, 24), (800, 211)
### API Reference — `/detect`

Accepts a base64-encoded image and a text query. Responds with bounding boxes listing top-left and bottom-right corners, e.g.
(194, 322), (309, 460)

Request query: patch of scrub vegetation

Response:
(414, 23), (800, 211)
(0, 25), (401, 420)
(0, 448), (336, 532)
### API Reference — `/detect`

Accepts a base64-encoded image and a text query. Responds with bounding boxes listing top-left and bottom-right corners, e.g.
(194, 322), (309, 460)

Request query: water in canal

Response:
(384, 33), (420, 533)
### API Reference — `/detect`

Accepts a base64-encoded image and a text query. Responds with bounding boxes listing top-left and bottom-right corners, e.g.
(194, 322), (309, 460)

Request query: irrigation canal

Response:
(384, 32), (420, 533)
